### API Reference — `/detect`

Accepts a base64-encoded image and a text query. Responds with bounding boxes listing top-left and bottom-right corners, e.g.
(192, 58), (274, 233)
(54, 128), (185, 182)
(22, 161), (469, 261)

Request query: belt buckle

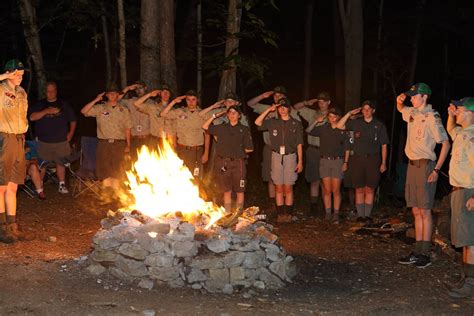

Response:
(108, 139), (114, 143)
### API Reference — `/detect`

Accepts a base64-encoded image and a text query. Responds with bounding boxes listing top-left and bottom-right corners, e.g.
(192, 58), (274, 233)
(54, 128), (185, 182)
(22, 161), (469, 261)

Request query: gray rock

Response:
(223, 251), (246, 268)
(136, 222), (170, 235)
(115, 255), (149, 277)
(167, 277), (185, 288)
(109, 267), (132, 281)
(191, 283), (203, 290)
(206, 238), (231, 253)
(269, 260), (286, 280)
(242, 250), (267, 268)
(137, 233), (166, 253)
(118, 243), (149, 260)
(90, 249), (118, 263)
(86, 263), (106, 276)
(186, 268), (208, 283)
(149, 265), (182, 282)
(284, 256), (297, 281)
(171, 241), (198, 257)
(206, 268), (230, 292)
(138, 278), (154, 290)
(253, 280), (265, 290)
(229, 239), (261, 252)
(93, 230), (121, 250)
(111, 225), (137, 242)
(229, 267), (245, 282)
(222, 283), (234, 295)
(258, 268), (285, 290)
(261, 243), (281, 262)
(190, 256), (224, 270)
(144, 253), (174, 268)
(244, 268), (259, 281)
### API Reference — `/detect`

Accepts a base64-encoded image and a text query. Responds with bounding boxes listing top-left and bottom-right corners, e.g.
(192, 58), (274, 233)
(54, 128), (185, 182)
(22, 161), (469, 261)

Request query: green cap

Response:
(273, 86), (287, 95)
(160, 83), (171, 92)
(134, 80), (147, 87)
(224, 91), (238, 101)
(452, 97), (474, 112)
(317, 91), (331, 101)
(185, 89), (198, 97)
(277, 97), (291, 108)
(105, 82), (120, 93)
(4, 59), (25, 72)
(404, 83), (432, 96)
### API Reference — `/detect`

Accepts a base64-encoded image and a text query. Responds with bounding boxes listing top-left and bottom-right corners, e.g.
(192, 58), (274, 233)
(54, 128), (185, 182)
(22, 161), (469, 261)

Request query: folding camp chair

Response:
(19, 140), (43, 198)
(65, 136), (101, 198)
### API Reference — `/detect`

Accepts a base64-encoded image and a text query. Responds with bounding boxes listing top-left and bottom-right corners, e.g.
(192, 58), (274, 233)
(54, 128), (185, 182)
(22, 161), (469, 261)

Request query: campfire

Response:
(88, 140), (296, 293)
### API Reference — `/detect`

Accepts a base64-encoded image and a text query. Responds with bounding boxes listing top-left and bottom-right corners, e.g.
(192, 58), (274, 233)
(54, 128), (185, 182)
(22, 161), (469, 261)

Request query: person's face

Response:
(106, 91), (120, 102)
(161, 89), (171, 102)
(186, 95), (198, 109)
(224, 98), (238, 108)
(328, 113), (339, 124)
(7, 70), (24, 87)
(454, 106), (473, 125)
(410, 94), (426, 108)
(46, 84), (58, 101)
(362, 105), (374, 119)
(227, 109), (240, 123)
(135, 85), (147, 97)
(273, 93), (285, 103)
(277, 105), (290, 117)
(318, 99), (330, 112)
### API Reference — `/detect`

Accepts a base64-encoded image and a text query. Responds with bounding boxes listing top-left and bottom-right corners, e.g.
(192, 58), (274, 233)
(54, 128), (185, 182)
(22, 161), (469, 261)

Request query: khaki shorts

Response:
(405, 160), (437, 209)
(261, 144), (272, 182)
(305, 145), (321, 182)
(0, 133), (26, 185)
(450, 188), (474, 248)
(215, 156), (247, 193)
(38, 140), (71, 164)
(320, 158), (344, 179)
(271, 151), (298, 185)
(96, 140), (126, 180)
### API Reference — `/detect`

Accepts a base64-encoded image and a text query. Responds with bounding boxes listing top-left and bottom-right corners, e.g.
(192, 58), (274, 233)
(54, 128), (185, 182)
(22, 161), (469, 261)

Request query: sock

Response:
(310, 196), (319, 204)
(464, 264), (474, 278)
(364, 204), (373, 217)
(285, 204), (294, 215)
(0, 212), (6, 225)
(36, 188), (43, 194)
(224, 203), (232, 213)
(59, 181), (65, 186)
(6, 215), (16, 224)
(325, 208), (332, 214)
(421, 241), (431, 255)
(356, 204), (365, 217)
(414, 241), (422, 255)
(235, 202), (244, 210)
(334, 209), (340, 214)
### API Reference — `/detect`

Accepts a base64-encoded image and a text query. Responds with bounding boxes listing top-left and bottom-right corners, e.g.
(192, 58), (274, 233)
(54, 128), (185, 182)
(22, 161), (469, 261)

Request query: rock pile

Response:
(87, 208), (296, 293)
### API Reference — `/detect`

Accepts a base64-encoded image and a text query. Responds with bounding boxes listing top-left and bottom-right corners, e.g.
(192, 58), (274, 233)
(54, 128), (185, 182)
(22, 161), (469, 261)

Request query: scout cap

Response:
(105, 82), (121, 93)
(317, 91), (331, 101)
(134, 80), (147, 87)
(160, 83), (171, 92)
(277, 97), (291, 108)
(273, 86), (287, 95)
(227, 105), (241, 114)
(404, 83), (432, 96)
(224, 91), (238, 101)
(328, 107), (342, 116)
(185, 89), (198, 97)
(361, 99), (376, 109)
(4, 59), (25, 72)
(451, 97), (474, 112)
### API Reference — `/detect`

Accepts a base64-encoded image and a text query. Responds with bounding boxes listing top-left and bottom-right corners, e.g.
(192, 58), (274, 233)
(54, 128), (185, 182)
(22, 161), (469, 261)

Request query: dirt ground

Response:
(1, 182), (474, 316)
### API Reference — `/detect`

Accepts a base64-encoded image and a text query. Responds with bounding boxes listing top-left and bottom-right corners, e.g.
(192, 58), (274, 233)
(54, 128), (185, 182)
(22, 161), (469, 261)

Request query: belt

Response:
(132, 135), (149, 139)
(218, 155), (244, 161)
(308, 145), (320, 149)
(272, 151), (296, 155)
(452, 186), (468, 192)
(321, 155), (343, 160)
(409, 159), (431, 167)
(177, 143), (203, 150)
(99, 139), (125, 143)
(354, 153), (379, 158)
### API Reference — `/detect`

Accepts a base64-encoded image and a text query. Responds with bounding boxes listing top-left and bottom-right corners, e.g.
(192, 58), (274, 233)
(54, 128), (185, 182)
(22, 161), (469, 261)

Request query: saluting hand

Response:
(448, 104), (456, 116)
(261, 91), (274, 99)
(149, 89), (161, 97)
(396, 93), (406, 105)
(315, 114), (326, 123)
(173, 95), (186, 104)
(269, 104), (278, 112)
(466, 197), (474, 211)
(94, 92), (105, 103)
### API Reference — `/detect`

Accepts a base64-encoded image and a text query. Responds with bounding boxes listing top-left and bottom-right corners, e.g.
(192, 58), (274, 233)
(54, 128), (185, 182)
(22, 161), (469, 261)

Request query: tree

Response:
(408, 0), (426, 85)
(159, 0), (177, 93)
(140, 0), (160, 89)
(18, 0), (47, 99)
(117, 0), (127, 88)
(337, 0), (364, 110)
(303, 0), (315, 99)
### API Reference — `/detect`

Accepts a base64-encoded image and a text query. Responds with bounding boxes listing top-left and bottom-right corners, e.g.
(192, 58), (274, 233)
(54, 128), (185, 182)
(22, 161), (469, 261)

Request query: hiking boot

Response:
(0, 224), (16, 243)
(7, 223), (32, 241)
(332, 213), (340, 225)
(277, 214), (292, 223)
(58, 184), (69, 194)
(448, 278), (474, 298)
(356, 216), (366, 223)
(37, 191), (46, 200)
(324, 212), (331, 221)
(415, 254), (432, 268)
(398, 252), (419, 265)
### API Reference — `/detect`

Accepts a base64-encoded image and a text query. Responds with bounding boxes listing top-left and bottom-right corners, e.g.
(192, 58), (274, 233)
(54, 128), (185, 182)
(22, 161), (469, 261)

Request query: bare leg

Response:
(310, 180), (320, 198)
(268, 180), (276, 199)
(331, 178), (342, 212)
(56, 163), (66, 182)
(284, 185), (293, 206)
(5, 182), (18, 216)
(28, 164), (43, 191)
(275, 184), (284, 206)
(321, 178), (332, 210)
(420, 208), (433, 241)
(236, 192), (244, 210)
(223, 191), (232, 212)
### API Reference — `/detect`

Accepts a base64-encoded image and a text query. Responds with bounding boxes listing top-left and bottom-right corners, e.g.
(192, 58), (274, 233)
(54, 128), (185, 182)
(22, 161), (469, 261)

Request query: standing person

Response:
(308, 107), (359, 224)
(337, 100), (389, 222)
(247, 86), (300, 211)
(160, 90), (206, 178)
(81, 84), (132, 193)
(202, 106), (254, 212)
(0, 59), (28, 243)
(255, 98), (304, 222)
(121, 81), (151, 154)
(396, 83), (450, 268)
(28, 81), (77, 194)
(293, 91), (331, 215)
(446, 98), (474, 298)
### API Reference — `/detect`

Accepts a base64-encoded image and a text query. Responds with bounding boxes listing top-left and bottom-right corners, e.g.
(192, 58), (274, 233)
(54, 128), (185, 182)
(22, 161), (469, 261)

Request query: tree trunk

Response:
(303, 0), (315, 99)
(333, 1), (345, 108)
(117, 0), (127, 88)
(218, 0), (242, 99)
(408, 0), (426, 85)
(372, 0), (384, 98)
(159, 0), (178, 94)
(18, 0), (47, 99)
(101, 14), (112, 88)
(338, 0), (364, 111)
(140, 0), (160, 89)
(197, 0), (203, 102)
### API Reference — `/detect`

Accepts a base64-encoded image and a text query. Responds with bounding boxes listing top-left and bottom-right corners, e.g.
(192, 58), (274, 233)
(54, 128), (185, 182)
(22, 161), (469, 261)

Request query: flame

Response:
(122, 140), (225, 229)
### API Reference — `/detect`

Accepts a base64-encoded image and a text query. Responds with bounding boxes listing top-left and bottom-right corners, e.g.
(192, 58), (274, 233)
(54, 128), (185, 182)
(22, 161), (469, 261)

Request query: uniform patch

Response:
(101, 111), (110, 116)
(272, 129), (278, 136)
(178, 114), (187, 119)
(355, 131), (361, 138)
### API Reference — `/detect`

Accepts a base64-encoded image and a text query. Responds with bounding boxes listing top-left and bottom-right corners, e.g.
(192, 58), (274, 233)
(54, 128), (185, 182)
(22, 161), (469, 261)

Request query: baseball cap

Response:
(404, 83), (432, 96)
(273, 86), (287, 95)
(277, 98), (291, 108)
(224, 91), (238, 101)
(317, 91), (331, 101)
(4, 59), (25, 72)
(134, 80), (147, 87)
(160, 83), (171, 92)
(185, 89), (198, 97)
(105, 83), (121, 93)
(361, 100), (376, 109)
(227, 105), (241, 114)
(328, 107), (342, 116)
(451, 97), (474, 112)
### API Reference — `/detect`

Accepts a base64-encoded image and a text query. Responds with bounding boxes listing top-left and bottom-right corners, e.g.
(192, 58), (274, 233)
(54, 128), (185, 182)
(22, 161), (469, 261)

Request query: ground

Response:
(1, 182), (473, 316)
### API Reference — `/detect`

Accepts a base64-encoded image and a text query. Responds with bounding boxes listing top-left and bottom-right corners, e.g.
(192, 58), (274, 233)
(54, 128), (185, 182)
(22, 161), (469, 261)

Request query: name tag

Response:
(193, 167), (200, 176)
(136, 125), (142, 132)
(240, 180), (245, 188)
(279, 145), (286, 155)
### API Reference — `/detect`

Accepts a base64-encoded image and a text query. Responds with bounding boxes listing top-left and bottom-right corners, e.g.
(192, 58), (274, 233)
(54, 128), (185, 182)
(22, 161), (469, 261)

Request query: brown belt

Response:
(452, 186), (467, 192)
(132, 135), (149, 139)
(321, 155), (343, 160)
(99, 139), (125, 143)
(177, 143), (203, 150)
(409, 159), (431, 167)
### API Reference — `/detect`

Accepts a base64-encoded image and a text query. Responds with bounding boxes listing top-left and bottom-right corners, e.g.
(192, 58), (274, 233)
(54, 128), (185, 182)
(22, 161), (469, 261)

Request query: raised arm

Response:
(336, 107), (361, 129)
(293, 98), (319, 110)
(134, 90), (161, 110)
(396, 93), (407, 113)
(447, 104), (457, 134)
(199, 100), (225, 118)
(247, 91), (274, 109)
(120, 83), (140, 100)
(202, 110), (227, 130)
(81, 92), (104, 115)
(160, 95), (186, 117)
(255, 104), (277, 126)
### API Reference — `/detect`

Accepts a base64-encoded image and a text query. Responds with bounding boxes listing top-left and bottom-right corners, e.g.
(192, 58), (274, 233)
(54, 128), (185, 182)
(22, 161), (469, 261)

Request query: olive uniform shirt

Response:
(345, 118), (389, 155)
(252, 103), (301, 145)
(208, 122), (253, 158)
(0, 81), (28, 134)
(84, 101), (133, 140)
(298, 107), (324, 147)
(309, 123), (348, 157)
(401, 104), (448, 161)
(448, 125), (474, 188)
(166, 107), (205, 146)
(134, 100), (167, 138)
(204, 108), (249, 127)
(124, 97), (151, 137)
(258, 118), (303, 154)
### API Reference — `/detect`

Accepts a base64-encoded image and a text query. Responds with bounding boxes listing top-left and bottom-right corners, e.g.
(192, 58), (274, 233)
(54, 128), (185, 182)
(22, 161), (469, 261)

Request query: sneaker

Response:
(415, 255), (432, 268)
(37, 191), (46, 200)
(58, 184), (69, 194)
(448, 278), (474, 298)
(398, 252), (419, 265)
(332, 213), (340, 225)
(324, 212), (331, 221)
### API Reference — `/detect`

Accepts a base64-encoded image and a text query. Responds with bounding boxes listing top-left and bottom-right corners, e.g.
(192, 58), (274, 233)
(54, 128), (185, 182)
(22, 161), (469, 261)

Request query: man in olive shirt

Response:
(255, 98), (304, 222)
(446, 98), (474, 298)
(203, 106), (253, 212)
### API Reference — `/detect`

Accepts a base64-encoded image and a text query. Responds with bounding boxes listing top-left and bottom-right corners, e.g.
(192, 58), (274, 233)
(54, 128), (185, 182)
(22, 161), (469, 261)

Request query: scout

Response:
(255, 98), (304, 222)
(308, 107), (357, 224)
(0, 59), (29, 243)
(160, 90), (206, 178)
(81, 84), (133, 193)
(202, 106), (254, 212)
(293, 91), (331, 215)
(446, 98), (474, 298)
(337, 100), (389, 221)
(396, 83), (450, 268)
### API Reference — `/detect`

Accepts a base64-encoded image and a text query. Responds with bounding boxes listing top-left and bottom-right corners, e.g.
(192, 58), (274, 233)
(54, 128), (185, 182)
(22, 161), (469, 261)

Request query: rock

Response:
(269, 260), (286, 280)
(137, 233), (166, 253)
(243, 250), (267, 268)
(86, 263), (106, 276)
(118, 243), (149, 260)
(171, 241), (198, 257)
(112, 225), (137, 242)
(136, 223), (170, 235)
(284, 256), (297, 281)
(222, 284), (234, 295)
(149, 265), (182, 282)
(186, 268), (208, 283)
(253, 280), (265, 290)
(109, 267), (132, 281)
(190, 256), (224, 270)
(255, 226), (278, 243)
(47, 236), (57, 242)
(262, 243), (281, 262)
(245, 268), (259, 281)
(230, 239), (261, 252)
(258, 268), (285, 290)
(206, 268), (230, 292)
(138, 278), (154, 290)
(143, 309), (156, 316)
(90, 249), (118, 263)
(229, 267), (245, 282)
(167, 278), (185, 288)
(93, 230), (121, 250)
(207, 239), (231, 253)
(100, 218), (119, 230)
(115, 255), (149, 277)
(191, 283), (203, 290)
(223, 251), (246, 268)
(144, 253), (175, 268)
